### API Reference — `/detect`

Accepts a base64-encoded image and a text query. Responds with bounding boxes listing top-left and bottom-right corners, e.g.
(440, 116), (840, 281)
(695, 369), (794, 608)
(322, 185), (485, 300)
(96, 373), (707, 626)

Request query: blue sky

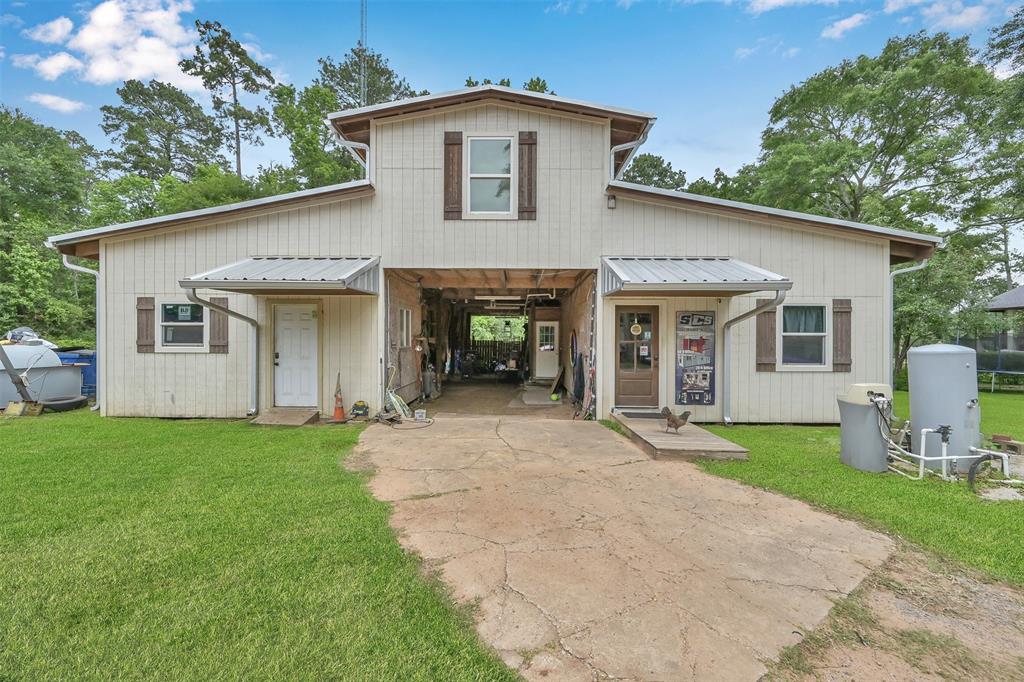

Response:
(0, 0), (1014, 181)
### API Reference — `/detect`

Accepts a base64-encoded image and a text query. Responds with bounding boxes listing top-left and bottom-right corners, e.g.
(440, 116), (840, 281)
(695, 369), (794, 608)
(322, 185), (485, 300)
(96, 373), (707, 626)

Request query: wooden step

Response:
(612, 412), (748, 462)
(250, 407), (320, 427)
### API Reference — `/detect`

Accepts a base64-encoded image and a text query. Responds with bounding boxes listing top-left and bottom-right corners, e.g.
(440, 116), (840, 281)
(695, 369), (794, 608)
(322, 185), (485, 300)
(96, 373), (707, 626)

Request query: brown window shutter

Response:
(832, 299), (852, 372)
(443, 131), (462, 220)
(137, 296), (155, 353)
(755, 298), (776, 372)
(209, 297), (229, 354)
(518, 130), (537, 220)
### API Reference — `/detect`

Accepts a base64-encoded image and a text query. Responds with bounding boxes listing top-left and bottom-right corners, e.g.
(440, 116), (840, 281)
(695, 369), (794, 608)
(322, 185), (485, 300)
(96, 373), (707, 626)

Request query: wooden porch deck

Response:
(611, 412), (749, 462)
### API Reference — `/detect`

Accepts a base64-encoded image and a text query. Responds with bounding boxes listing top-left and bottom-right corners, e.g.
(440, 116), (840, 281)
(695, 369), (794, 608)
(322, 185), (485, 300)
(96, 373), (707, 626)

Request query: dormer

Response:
(325, 85), (656, 220)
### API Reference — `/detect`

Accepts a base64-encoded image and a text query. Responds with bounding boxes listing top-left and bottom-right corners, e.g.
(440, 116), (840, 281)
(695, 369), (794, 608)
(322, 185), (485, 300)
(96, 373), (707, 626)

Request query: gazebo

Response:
(988, 284), (1024, 312)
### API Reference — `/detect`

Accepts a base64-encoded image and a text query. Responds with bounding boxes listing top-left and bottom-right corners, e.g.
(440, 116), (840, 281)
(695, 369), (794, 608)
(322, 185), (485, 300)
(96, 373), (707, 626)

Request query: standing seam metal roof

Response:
(601, 257), (792, 295)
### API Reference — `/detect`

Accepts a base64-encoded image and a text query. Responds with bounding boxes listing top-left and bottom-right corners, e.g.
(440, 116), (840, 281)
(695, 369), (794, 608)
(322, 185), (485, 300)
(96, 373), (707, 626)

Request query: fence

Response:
(467, 339), (523, 369)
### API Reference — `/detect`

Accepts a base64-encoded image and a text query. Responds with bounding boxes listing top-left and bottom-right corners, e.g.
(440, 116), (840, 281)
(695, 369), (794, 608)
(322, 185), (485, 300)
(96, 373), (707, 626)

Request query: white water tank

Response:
(908, 344), (981, 473)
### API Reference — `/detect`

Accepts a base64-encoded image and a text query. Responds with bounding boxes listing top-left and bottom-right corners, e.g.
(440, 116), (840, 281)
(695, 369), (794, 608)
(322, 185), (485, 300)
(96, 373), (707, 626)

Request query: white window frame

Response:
(464, 134), (517, 219)
(777, 302), (831, 371)
(155, 297), (209, 353)
(399, 307), (413, 348)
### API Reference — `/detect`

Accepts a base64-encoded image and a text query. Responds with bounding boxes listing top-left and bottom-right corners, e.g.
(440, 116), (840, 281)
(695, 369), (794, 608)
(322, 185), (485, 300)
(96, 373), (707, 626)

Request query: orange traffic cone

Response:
(332, 372), (346, 421)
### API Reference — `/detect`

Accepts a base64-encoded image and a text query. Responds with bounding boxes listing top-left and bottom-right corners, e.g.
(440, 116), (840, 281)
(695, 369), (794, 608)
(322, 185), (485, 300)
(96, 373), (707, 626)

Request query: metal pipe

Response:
(58, 253), (101, 411)
(721, 290), (787, 425)
(185, 289), (259, 416)
(889, 257), (931, 388)
(323, 120), (370, 172)
(608, 119), (654, 182)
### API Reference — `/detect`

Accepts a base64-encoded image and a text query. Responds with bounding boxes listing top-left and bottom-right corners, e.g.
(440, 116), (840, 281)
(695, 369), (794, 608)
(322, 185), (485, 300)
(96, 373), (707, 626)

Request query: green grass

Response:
(0, 411), (516, 681)
(892, 389), (1022, 438)
(703, 390), (1024, 586)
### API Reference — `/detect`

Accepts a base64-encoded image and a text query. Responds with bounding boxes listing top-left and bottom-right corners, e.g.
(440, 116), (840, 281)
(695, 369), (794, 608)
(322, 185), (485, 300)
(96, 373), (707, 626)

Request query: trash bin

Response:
(56, 349), (96, 397)
(837, 383), (890, 473)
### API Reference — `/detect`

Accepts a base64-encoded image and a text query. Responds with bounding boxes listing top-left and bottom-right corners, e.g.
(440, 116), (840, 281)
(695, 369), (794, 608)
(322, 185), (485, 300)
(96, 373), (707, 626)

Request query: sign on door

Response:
(676, 311), (715, 405)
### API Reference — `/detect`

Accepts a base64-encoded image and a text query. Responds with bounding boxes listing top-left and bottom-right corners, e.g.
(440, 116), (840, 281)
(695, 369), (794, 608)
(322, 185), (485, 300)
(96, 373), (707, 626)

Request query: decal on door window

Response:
(676, 311), (716, 406)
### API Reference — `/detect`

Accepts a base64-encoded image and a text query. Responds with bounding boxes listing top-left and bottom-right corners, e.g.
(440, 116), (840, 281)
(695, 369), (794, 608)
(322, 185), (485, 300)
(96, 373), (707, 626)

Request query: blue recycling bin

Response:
(57, 349), (96, 397)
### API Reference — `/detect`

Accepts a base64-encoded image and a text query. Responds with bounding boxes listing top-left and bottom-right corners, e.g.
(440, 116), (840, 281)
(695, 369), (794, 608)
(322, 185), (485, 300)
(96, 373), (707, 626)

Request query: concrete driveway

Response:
(354, 417), (893, 681)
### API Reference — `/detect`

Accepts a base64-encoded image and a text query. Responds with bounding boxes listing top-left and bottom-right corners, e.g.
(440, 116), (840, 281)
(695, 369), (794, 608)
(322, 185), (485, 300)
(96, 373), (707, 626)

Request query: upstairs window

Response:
(780, 305), (827, 366)
(467, 137), (514, 215)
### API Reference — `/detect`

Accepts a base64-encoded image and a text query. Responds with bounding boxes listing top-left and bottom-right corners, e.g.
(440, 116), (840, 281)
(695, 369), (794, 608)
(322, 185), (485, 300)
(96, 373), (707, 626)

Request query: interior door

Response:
(274, 304), (318, 407)
(534, 321), (559, 379)
(615, 307), (658, 407)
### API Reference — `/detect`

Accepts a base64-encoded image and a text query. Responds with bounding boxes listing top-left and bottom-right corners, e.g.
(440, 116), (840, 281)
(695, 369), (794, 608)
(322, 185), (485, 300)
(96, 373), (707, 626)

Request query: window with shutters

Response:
(156, 298), (208, 352)
(778, 304), (829, 369)
(466, 136), (516, 216)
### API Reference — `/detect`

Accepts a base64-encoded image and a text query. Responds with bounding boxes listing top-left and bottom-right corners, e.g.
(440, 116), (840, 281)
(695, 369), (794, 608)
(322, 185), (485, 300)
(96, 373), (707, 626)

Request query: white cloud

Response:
(747, 0), (838, 14)
(24, 16), (74, 44)
(35, 52), (84, 80)
(240, 41), (272, 63)
(883, 0), (926, 12)
(821, 12), (870, 38)
(0, 47), (5, 62)
(62, 0), (202, 90)
(734, 36), (799, 60)
(11, 53), (40, 68)
(27, 93), (86, 113)
(617, 0), (640, 7)
(1, 13), (23, 27)
(920, 0), (990, 28)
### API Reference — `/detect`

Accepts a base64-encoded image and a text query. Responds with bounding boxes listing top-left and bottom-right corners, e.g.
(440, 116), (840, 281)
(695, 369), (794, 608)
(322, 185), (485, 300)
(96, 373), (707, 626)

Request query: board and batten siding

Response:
(97, 101), (890, 421)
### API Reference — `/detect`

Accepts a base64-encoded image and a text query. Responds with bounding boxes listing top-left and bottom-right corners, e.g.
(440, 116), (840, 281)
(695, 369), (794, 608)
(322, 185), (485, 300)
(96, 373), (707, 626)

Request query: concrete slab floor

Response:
(352, 417), (894, 681)
(423, 376), (574, 419)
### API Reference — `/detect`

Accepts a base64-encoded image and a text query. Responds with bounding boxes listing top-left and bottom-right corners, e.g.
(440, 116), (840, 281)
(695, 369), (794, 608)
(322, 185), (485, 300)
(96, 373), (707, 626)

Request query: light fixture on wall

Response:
(607, 194), (617, 209)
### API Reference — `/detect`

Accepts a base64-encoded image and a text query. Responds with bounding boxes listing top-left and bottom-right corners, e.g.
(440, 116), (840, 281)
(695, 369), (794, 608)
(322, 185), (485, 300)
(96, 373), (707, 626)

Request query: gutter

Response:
(52, 247), (101, 411)
(608, 118), (656, 182)
(889, 255), (933, 388)
(185, 289), (260, 416)
(324, 120), (370, 172)
(721, 290), (788, 425)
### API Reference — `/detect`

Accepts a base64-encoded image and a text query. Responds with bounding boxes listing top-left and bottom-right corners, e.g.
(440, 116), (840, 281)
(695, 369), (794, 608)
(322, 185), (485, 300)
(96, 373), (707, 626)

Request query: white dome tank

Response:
(908, 344), (981, 473)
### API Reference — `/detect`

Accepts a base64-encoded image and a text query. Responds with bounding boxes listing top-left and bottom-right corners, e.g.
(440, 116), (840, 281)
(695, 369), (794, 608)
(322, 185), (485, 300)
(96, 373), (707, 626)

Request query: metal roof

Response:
(47, 179), (373, 256)
(988, 284), (1024, 312)
(179, 256), (380, 295)
(327, 84), (656, 124)
(601, 257), (793, 296)
(606, 181), (942, 258)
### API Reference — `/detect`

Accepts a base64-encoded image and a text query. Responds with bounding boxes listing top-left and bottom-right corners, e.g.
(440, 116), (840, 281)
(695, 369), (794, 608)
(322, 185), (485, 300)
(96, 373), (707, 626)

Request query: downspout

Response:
(185, 288), (260, 416)
(55, 249), (102, 411)
(721, 290), (787, 425)
(323, 120), (370, 173)
(608, 118), (654, 182)
(889, 256), (932, 389)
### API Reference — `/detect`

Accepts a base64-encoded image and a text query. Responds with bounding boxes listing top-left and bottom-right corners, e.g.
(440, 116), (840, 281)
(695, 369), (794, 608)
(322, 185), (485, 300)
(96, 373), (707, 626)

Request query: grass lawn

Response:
(0, 411), (516, 681)
(703, 390), (1024, 586)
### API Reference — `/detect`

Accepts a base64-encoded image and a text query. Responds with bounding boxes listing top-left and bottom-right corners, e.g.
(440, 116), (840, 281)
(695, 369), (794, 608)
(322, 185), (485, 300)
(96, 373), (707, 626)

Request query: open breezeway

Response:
(353, 417), (894, 681)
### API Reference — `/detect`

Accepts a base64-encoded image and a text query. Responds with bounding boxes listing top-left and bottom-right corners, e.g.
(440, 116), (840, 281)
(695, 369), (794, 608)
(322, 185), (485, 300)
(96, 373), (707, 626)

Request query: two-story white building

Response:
(49, 85), (939, 423)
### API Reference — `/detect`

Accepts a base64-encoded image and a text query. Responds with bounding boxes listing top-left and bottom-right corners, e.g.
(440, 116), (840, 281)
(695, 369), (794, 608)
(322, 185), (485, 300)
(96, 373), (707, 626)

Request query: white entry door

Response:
(535, 321), (559, 379)
(274, 304), (318, 407)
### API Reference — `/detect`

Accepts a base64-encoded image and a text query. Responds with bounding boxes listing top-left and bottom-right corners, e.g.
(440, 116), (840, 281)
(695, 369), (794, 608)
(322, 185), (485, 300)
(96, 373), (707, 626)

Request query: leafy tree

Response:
(621, 153), (687, 191)
(316, 46), (426, 109)
(180, 20), (275, 177)
(752, 32), (996, 230)
(465, 76), (556, 94)
(100, 80), (226, 181)
(685, 165), (762, 202)
(269, 83), (362, 188)
(155, 164), (255, 214)
(0, 108), (95, 339)
(987, 5), (1024, 103)
(85, 175), (159, 227)
(252, 163), (304, 196)
(470, 316), (526, 341)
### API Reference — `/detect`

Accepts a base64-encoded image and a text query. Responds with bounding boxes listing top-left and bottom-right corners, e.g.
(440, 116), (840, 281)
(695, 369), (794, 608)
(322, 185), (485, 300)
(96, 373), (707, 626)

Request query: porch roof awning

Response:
(601, 257), (792, 296)
(179, 256), (380, 295)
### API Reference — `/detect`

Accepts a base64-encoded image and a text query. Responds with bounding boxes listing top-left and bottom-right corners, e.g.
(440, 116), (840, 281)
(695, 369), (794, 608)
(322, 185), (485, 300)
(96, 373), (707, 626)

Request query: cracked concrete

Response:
(354, 416), (894, 681)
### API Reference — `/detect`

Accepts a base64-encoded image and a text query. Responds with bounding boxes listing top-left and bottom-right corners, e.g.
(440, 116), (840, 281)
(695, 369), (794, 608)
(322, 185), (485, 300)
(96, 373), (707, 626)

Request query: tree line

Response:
(624, 21), (1024, 373)
(1, 13), (1021, 371)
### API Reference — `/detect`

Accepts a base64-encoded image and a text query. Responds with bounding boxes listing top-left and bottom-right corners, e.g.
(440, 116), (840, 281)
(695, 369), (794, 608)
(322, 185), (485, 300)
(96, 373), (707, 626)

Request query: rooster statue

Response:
(661, 407), (692, 434)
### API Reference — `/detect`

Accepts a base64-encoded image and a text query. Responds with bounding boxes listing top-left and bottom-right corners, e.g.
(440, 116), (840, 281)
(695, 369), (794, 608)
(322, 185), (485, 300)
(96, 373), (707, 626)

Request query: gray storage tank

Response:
(908, 344), (981, 473)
